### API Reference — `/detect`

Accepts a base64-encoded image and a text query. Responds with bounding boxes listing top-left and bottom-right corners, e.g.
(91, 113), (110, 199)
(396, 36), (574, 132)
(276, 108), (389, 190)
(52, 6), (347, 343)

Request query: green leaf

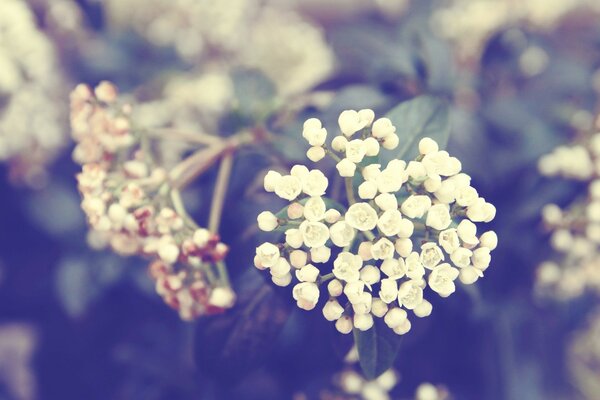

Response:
(381, 95), (450, 164)
(231, 68), (277, 120)
(354, 318), (403, 379)
(194, 269), (292, 381)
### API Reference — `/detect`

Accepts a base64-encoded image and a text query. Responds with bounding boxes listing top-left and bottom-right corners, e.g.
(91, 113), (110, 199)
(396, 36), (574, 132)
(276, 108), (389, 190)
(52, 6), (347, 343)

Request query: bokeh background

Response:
(1, 0), (600, 399)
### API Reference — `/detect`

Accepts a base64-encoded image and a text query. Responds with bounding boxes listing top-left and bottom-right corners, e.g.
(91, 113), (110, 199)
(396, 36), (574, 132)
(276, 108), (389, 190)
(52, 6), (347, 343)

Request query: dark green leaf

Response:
(354, 318), (403, 380)
(194, 269), (292, 381)
(381, 95), (450, 164)
(231, 68), (277, 120)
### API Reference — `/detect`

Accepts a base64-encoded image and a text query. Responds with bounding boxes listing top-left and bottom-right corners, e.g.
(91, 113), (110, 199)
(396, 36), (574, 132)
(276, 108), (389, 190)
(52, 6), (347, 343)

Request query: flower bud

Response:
(257, 211), (278, 231)
(419, 137), (439, 155)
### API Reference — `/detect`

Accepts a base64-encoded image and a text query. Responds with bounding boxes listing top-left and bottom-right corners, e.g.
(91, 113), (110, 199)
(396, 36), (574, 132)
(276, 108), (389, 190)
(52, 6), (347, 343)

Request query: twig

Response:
(208, 152), (234, 233)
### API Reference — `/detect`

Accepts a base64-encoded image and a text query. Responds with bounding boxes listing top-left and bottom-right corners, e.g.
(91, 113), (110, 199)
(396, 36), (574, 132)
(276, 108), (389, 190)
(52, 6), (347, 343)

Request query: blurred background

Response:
(1, 0), (600, 399)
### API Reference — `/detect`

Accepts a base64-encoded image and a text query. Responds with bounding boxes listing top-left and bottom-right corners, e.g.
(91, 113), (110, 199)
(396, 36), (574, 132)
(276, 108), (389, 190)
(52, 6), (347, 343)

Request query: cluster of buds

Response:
(255, 109), (497, 335)
(70, 82), (235, 319)
(536, 119), (600, 299)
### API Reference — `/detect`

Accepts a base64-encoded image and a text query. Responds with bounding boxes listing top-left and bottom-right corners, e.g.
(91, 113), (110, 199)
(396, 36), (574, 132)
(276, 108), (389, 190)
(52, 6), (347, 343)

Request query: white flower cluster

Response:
(337, 368), (398, 400)
(536, 129), (600, 299)
(104, 0), (333, 96)
(0, 0), (68, 186)
(255, 109), (497, 335)
(71, 82), (234, 320)
(568, 308), (600, 399)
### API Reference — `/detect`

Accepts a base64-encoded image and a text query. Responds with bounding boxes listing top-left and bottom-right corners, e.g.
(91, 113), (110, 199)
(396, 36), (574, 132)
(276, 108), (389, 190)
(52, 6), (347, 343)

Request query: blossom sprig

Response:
(254, 108), (497, 336)
(70, 81), (237, 320)
(536, 123), (600, 299)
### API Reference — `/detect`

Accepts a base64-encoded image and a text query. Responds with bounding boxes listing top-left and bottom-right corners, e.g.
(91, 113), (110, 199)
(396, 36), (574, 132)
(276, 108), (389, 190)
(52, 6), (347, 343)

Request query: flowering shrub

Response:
(70, 81), (238, 319)
(254, 100), (497, 374)
(537, 118), (600, 299)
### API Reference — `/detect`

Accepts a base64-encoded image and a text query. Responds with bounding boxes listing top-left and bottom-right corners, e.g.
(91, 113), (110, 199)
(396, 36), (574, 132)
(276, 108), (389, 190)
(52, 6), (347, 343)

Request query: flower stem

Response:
(345, 177), (357, 205)
(208, 152), (234, 233)
(146, 128), (222, 145)
(215, 260), (231, 286)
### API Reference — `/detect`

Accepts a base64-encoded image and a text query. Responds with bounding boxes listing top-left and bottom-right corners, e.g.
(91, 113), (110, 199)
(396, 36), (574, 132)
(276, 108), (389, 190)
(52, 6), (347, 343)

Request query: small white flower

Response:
(358, 241), (374, 261)
(291, 165), (310, 179)
(322, 299), (344, 321)
(296, 264), (320, 282)
(450, 247), (473, 268)
(397, 218), (414, 238)
(472, 247), (491, 270)
(375, 193), (398, 211)
(311, 246), (331, 263)
(371, 298), (389, 317)
(345, 202), (378, 231)
(422, 151), (460, 177)
(418, 137), (439, 155)
(287, 203), (304, 220)
(467, 198), (496, 222)
(285, 228), (304, 249)
(303, 196), (327, 221)
(358, 109), (375, 126)
(352, 291), (373, 314)
(209, 287), (236, 308)
(331, 136), (348, 152)
(376, 162), (405, 193)
(362, 164), (381, 181)
(457, 220), (479, 247)
(459, 266), (483, 285)
(372, 118), (396, 138)
(420, 243), (444, 269)
(335, 315), (353, 334)
(382, 134), (400, 150)
(439, 229), (460, 254)
(360, 265), (381, 285)
(455, 186), (479, 207)
(358, 181), (378, 200)
(345, 139), (367, 163)
(257, 211), (278, 231)
(394, 238), (413, 257)
(302, 169), (329, 196)
(377, 209), (403, 236)
(479, 231), (498, 250)
(289, 249), (308, 268)
(424, 175), (442, 192)
(272, 273), (292, 287)
(306, 146), (326, 162)
(324, 209), (342, 224)
(333, 252), (363, 282)
(302, 118), (327, 146)
(256, 242), (280, 268)
(299, 220), (330, 248)
(398, 280), (424, 310)
(158, 242), (180, 264)
(339, 109), (367, 137)
(292, 282), (320, 310)
(344, 281), (365, 303)
(371, 238), (395, 260)
(428, 263), (459, 297)
(354, 313), (374, 331)
(413, 299), (433, 318)
(193, 229), (211, 247)
(328, 279), (344, 297)
(384, 307), (407, 328)
(329, 221), (356, 247)
(407, 161), (428, 181)
(274, 175), (302, 200)
(405, 252), (425, 279)
(364, 137), (381, 156)
(336, 158), (357, 177)
(401, 195), (432, 218)
(379, 278), (399, 304)
(433, 180), (455, 204)
(380, 258), (407, 279)
(425, 204), (452, 230)
(270, 258), (291, 278)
